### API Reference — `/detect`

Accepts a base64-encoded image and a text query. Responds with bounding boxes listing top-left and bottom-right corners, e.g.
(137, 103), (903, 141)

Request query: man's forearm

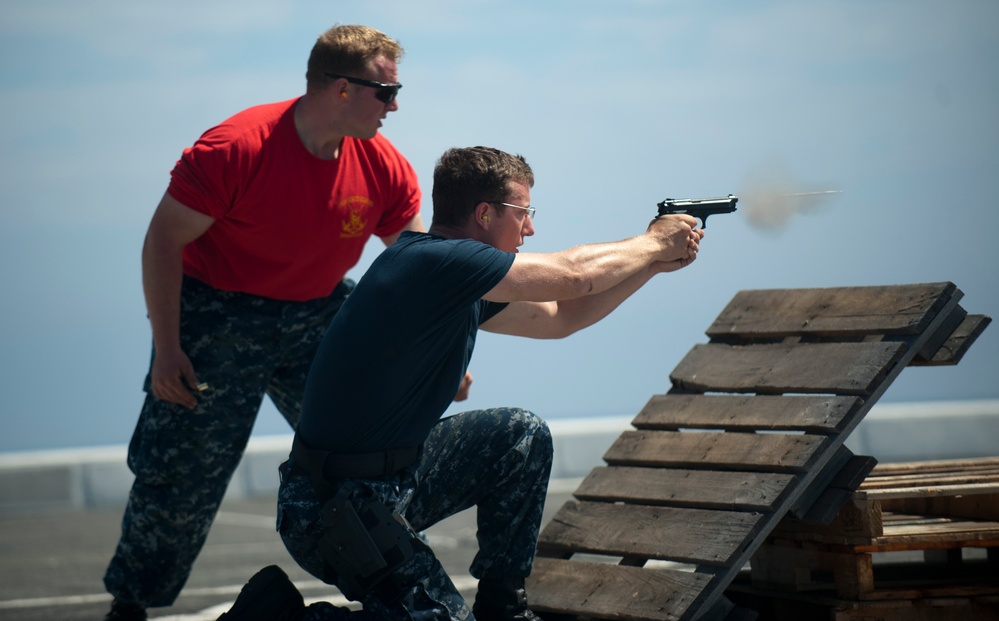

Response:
(141, 230), (185, 354)
(551, 263), (658, 336)
(558, 235), (661, 297)
(496, 234), (660, 304)
(140, 192), (215, 354)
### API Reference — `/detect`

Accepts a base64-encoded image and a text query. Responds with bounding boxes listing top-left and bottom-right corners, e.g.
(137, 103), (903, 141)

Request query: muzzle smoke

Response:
(740, 162), (841, 231)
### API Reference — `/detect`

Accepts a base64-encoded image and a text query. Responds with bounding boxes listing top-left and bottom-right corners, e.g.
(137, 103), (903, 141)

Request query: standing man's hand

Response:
(150, 346), (202, 409)
(454, 370), (474, 402)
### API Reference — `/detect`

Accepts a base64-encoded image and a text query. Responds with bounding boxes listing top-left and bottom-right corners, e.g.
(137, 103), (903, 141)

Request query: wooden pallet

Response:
(765, 457), (999, 545)
(526, 282), (991, 621)
(748, 457), (999, 602)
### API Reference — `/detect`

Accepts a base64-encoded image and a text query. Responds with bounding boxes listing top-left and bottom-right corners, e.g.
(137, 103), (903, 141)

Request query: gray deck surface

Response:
(0, 488), (575, 621)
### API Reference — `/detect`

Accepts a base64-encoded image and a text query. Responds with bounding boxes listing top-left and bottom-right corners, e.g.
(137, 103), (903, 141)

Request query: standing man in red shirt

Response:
(103, 24), (428, 621)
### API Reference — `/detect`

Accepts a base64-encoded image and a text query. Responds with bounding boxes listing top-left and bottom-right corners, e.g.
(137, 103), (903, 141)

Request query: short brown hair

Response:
(432, 147), (535, 227)
(306, 25), (404, 91)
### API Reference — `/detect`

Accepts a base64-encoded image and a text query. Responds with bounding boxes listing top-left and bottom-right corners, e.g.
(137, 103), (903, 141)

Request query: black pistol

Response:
(656, 194), (738, 228)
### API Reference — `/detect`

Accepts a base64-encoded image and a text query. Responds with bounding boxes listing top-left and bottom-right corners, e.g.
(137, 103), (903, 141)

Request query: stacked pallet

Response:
(730, 457), (999, 620)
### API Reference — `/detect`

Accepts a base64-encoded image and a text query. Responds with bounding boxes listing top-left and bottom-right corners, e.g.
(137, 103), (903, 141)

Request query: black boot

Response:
(217, 565), (305, 621)
(472, 577), (543, 621)
(104, 598), (147, 621)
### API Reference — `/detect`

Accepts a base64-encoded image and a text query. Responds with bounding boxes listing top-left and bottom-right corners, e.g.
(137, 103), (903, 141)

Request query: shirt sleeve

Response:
(166, 124), (242, 219)
(480, 300), (510, 324)
(370, 134), (423, 238)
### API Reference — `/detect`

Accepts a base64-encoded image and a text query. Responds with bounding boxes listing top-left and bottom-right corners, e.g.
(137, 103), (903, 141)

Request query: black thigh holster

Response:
(291, 434), (424, 602)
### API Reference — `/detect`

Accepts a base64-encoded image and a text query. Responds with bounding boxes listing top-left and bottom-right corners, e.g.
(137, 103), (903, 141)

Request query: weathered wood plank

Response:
(537, 500), (765, 566)
(705, 282), (958, 339)
(865, 457), (999, 476)
(669, 342), (907, 396)
(912, 304), (968, 364)
(574, 466), (795, 512)
(604, 430), (829, 473)
(877, 514), (999, 536)
(880, 493), (999, 521)
(773, 498), (886, 544)
(527, 557), (715, 621)
(859, 479), (999, 496)
(852, 513), (999, 551)
(632, 394), (864, 433)
(913, 313), (992, 366)
(856, 458), (999, 494)
(769, 513), (999, 551)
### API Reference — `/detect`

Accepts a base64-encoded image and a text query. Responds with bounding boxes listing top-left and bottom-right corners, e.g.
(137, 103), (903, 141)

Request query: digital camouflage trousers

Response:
(277, 407), (554, 620)
(104, 276), (353, 608)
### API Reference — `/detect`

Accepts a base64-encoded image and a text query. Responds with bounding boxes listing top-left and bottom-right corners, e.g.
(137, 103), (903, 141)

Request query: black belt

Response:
(291, 434), (420, 481)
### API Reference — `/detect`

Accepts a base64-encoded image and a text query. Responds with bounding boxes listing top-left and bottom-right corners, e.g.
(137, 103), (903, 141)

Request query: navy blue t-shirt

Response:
(299, 231), (515, 453)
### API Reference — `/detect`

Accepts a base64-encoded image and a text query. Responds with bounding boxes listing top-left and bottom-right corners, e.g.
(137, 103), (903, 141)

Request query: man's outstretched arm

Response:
(481, 215), (703, 339)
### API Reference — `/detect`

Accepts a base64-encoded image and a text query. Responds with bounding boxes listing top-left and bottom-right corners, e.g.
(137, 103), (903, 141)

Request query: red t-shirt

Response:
(168, 97), (421, 301)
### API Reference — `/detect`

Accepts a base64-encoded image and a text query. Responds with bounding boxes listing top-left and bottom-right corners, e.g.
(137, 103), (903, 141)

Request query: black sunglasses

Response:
(325, 72), (402, 104)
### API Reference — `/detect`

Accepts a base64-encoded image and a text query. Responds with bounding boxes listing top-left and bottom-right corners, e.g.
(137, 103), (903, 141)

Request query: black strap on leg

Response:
(289, 434), (426, 602)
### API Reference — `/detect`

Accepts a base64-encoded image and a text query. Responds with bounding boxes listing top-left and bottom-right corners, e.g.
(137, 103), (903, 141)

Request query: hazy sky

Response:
(1, 1), (997, 452)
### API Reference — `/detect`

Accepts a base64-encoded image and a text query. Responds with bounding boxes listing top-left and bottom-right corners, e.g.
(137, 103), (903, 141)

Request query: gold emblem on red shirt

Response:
(340, 196), (371, 238)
